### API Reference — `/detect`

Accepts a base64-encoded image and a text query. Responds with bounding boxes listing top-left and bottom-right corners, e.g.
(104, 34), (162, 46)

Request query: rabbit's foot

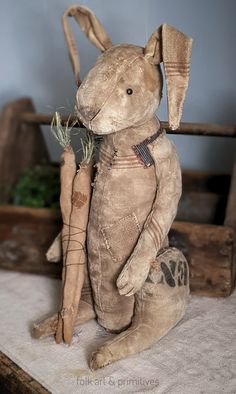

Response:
(32, 299), (95, 339)
(90, 346), (113, 370)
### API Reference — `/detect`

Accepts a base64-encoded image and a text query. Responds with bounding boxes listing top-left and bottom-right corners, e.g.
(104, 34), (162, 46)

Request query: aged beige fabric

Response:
(34, 5), (193, 370)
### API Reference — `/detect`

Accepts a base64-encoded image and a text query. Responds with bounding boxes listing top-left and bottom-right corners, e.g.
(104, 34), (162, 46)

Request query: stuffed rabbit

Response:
(34, 5), (193, 370)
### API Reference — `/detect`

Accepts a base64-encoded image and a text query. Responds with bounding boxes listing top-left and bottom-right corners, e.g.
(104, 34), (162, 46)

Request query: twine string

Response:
(62, 222), (87, 266)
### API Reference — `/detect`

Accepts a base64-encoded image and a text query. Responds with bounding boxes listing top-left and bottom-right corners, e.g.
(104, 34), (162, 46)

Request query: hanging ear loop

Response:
(62, 6), (81, 87)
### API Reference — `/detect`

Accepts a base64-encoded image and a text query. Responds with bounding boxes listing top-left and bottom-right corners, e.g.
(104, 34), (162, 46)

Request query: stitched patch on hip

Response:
(101, 213), (141, 263)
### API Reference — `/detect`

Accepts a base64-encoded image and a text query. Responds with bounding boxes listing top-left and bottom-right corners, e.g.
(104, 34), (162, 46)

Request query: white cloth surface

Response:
(0, 270), (235, 394)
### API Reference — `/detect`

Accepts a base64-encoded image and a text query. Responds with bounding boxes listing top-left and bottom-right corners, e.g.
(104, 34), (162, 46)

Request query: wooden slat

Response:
(0, 351), (49, 394)
(19, 112), (236, 137)
(163, 121), (236, 137)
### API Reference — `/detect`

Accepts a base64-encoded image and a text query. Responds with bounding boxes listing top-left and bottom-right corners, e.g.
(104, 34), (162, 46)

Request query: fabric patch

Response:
(72, 191), (87, 208)
(101, 213), (141, 263)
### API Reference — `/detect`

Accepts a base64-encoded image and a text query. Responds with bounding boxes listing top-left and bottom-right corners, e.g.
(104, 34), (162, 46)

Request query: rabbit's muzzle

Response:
(77, 106), (100, 122)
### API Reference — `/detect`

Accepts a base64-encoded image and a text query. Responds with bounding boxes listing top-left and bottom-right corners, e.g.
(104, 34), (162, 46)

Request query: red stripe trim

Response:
(100, 154), (141, 164)
(152, 217), (163, 239)
(100, 156), (141, 164)
(99, 158), (143, 169)
(147, 226), (159, 250)
(166, 73), (189, 77)
(100, 157), (112, 166)
(115, 158), (140, 163)
(149, 224), (161, 248)
(100, 149), (139, 162)
(165, 67), (190, 71)
(99, 149), (113, 160)
(165, 64), (190, 67)
(112, 165), (143, 169)
(164, 61), (190, 64)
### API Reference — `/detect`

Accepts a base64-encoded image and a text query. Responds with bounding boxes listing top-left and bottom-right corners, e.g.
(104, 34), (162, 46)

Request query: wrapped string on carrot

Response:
(50, 112), (94, 345)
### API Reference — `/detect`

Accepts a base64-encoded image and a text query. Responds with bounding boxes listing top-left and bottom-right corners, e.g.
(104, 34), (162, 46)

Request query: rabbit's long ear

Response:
(62, 5), (113, 86)
(144, 24), (193, 130)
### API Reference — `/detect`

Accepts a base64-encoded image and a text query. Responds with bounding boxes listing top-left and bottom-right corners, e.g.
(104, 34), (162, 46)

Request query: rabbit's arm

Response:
(117, 136), (182, 296)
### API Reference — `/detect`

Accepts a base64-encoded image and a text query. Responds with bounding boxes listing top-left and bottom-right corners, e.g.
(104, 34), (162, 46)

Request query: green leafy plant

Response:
(12, 163), (60, 209)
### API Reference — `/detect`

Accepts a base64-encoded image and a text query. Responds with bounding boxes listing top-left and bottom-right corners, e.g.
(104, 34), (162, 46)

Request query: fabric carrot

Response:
(46, 232), (62, 263)
(50, 112), (94, 345)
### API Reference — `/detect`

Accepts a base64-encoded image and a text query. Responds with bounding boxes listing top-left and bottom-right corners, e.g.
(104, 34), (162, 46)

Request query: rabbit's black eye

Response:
(126, 88), (133, 95)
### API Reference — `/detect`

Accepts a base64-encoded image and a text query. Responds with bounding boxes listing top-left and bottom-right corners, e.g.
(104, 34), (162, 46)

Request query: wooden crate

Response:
(0, 98), (236, 297)
(0, 98), (49, 203)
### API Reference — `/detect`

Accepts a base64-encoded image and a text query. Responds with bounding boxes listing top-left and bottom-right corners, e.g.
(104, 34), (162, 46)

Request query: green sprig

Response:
(51, 111), (95, 164)
(80, 132), (94, 164)
(50, 112), (77, 148)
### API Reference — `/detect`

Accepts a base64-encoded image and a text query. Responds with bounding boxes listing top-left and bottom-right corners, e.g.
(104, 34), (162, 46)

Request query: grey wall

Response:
(1, 0), (236, 172)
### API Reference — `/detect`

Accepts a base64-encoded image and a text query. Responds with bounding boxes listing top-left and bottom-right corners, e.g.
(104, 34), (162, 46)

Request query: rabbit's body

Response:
(87, 118), (161, 331)
(34, 5), (193, 370)
(85, 115), (190, 370)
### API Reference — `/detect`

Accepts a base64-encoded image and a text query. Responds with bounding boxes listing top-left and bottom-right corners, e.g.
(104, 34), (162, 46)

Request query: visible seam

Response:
(91, 55), (144, 125)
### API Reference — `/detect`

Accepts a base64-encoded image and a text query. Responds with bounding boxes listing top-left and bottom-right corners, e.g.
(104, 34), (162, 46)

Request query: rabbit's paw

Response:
(117, 257), (150, 296)
(89, 346), (113, 370)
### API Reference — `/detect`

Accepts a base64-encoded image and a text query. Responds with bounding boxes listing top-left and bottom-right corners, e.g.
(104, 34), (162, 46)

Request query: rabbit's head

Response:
(76, 44), (163, 134)
(63, 6), (193, 134)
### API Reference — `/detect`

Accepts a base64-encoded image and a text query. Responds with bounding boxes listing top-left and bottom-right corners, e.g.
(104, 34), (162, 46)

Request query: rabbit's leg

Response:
(90, 247), (190, 370)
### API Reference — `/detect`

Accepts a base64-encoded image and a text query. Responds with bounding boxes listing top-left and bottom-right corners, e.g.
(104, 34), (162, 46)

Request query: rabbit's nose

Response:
(78, 106), (100, 121)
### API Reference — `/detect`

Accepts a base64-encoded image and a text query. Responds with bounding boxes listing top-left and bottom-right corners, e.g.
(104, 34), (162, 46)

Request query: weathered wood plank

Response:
(177, 192), (228, 224)
(165, 121), (236, 137)
(169, 221), (235, 297)
(0, 205), (235, 297)
(0, 351), (49, 394)
(225, 153), (236, 230)
(224, 151), (236, 292)
(182, 171), (230, 194)
(19, 112), (236, 137)
(0, 205), (61, 278)
(0, 98), (49, 203)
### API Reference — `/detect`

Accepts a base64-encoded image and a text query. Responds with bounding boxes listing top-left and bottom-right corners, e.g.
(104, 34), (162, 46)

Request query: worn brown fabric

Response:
(62, 5), (113, 85)
(87, 120), (182, 333)
(75, 9), (192, 367)
(144, 24), (193, 130)
(34, 5), (193, 370)
(90, 247), (190, 369)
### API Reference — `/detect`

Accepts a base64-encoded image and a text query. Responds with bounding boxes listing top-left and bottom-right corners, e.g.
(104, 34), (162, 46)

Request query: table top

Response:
(0, 270), (236, 394)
